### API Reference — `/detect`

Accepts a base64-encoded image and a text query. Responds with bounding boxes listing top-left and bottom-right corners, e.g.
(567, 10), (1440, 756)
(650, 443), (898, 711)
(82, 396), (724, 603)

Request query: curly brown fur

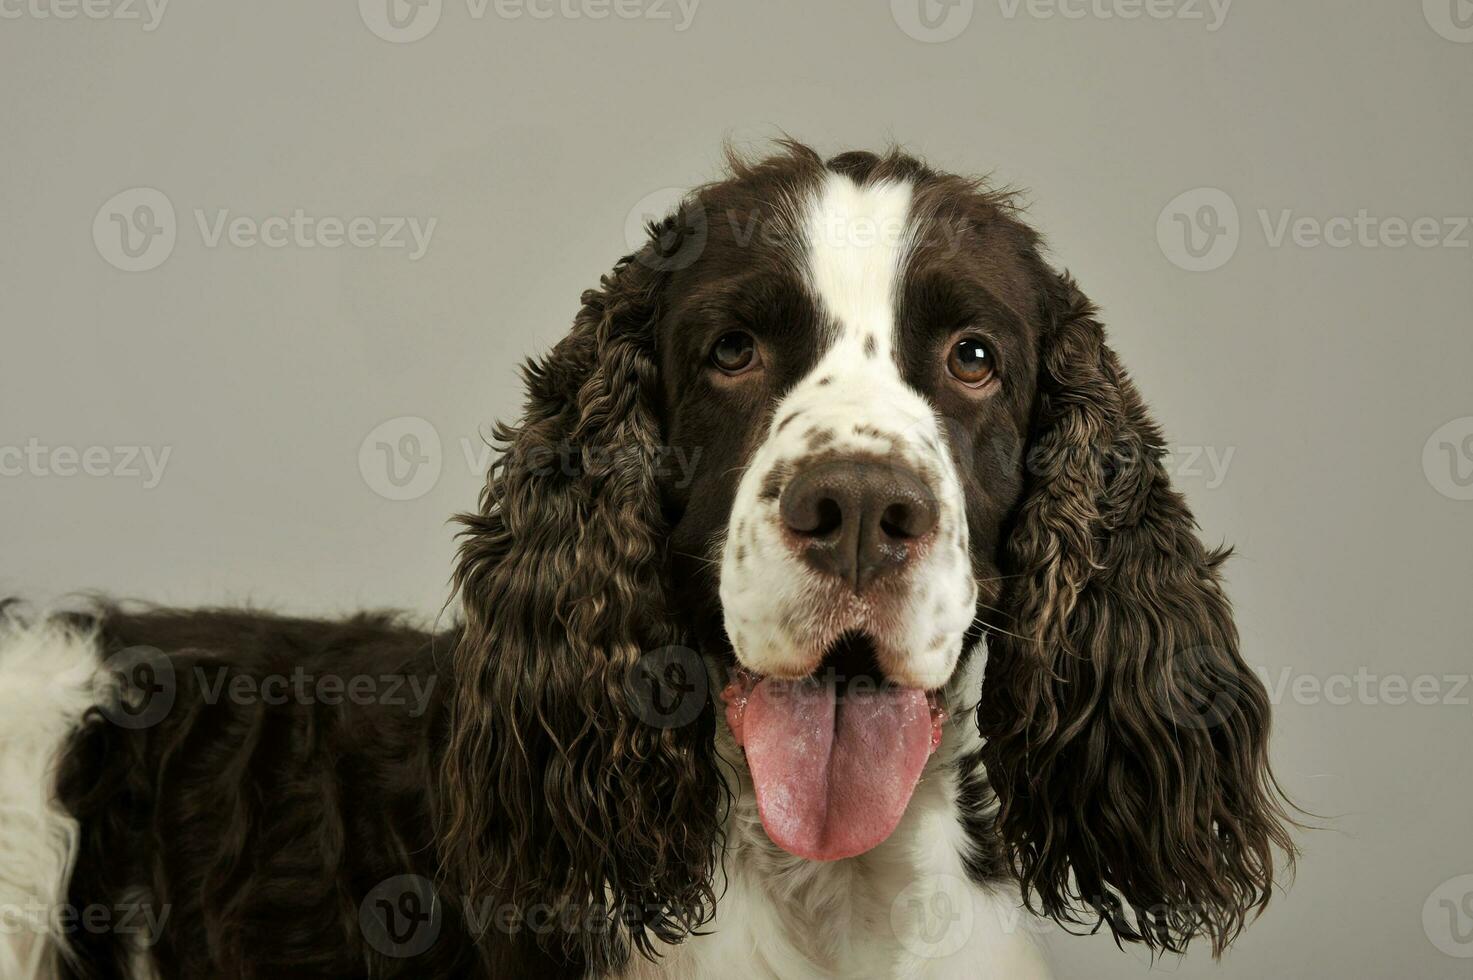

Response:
(48, 606), (577, 979)
(436, 243), (726, 971)
(977, 275), (1298, 955)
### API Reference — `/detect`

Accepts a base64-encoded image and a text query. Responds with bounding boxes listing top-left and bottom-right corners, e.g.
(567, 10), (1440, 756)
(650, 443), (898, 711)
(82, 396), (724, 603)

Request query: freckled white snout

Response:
(779, 459), (938, 594)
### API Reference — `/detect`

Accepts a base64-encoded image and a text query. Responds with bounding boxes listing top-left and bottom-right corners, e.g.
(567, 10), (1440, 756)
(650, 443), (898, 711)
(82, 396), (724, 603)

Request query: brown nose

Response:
(779, 459), (939, 593)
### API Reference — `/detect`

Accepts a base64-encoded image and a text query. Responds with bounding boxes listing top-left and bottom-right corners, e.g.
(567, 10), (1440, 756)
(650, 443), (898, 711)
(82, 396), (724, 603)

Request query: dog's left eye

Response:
(947, 337), (995, 387)
(710, 332), (759, 374)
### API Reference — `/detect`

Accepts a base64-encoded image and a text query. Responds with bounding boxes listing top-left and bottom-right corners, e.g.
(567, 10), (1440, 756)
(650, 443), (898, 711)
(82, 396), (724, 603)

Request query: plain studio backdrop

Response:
(2, 1), (1470, 976)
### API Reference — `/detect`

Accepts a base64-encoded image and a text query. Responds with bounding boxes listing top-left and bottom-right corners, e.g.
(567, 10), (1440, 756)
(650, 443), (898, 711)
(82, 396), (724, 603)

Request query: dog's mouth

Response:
(720, 634), (947, 862)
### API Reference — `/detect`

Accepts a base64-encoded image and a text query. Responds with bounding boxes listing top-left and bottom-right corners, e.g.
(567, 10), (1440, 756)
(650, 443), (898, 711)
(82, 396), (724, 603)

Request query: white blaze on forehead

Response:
(718, 168), (974, 691)
(799, 174), (917, 355)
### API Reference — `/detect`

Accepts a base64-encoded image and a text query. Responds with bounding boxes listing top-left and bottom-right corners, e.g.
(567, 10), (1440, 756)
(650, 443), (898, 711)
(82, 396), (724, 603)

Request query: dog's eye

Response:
(710, 332), (758, 374)
(947, 337), (995, 387)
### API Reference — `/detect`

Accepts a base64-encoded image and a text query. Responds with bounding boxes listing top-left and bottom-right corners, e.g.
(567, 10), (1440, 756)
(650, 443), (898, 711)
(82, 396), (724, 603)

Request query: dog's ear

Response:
(978, 272), (1296, 955)
(436, 210), (722, 970)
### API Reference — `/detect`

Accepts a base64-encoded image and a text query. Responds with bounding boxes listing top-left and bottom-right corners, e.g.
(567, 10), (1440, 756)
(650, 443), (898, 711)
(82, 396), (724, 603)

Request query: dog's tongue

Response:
(742, 676), (933, 861)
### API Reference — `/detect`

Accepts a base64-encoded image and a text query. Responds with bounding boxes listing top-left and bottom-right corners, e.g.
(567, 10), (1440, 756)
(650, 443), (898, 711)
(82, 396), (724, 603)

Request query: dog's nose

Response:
(779, 459), (938, 592)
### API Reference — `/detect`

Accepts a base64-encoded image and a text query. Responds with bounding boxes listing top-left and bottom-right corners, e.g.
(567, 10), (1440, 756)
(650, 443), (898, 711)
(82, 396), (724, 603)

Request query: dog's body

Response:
(1, 144), (1293, 979)
(0, 610), (1043, 979)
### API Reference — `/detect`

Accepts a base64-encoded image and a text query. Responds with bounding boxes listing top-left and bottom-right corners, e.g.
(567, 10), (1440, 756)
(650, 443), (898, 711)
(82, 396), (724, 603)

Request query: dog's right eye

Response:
(710, 332), (759, 375)
(946, 336), (996, 388)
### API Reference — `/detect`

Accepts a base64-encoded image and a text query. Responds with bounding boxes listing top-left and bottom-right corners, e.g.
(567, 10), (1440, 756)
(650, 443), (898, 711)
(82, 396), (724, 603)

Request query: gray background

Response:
(2, 1), (1471, 976)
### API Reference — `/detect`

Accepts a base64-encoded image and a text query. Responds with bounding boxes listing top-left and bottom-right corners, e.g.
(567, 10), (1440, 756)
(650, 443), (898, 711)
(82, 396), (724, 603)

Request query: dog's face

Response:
(661, 167), (1036, 686)
(657, 157), (1046, 859)
(441, 145), (1293, 968)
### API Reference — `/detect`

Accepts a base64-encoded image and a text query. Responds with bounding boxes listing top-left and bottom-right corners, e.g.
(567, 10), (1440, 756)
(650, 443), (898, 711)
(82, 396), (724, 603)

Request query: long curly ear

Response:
(436, 228), (721, 970)
(979, 273), (1296, 955)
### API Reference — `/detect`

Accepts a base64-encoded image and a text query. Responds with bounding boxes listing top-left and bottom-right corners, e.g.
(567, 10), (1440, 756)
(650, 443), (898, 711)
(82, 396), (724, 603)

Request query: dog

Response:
(0, 142), (1295, 979)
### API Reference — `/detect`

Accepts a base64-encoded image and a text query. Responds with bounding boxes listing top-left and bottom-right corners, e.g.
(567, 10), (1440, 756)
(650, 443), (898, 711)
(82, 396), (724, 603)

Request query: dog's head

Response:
(438, 143), (1294, 968)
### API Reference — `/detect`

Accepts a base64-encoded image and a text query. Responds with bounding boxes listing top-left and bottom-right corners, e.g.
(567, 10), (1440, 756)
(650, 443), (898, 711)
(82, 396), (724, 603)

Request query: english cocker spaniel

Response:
(0, 142), (1295, 979)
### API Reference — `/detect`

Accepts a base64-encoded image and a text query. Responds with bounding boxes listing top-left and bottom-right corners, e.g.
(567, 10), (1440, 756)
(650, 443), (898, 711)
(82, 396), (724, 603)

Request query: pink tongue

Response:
(742, 677), (933, 861)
